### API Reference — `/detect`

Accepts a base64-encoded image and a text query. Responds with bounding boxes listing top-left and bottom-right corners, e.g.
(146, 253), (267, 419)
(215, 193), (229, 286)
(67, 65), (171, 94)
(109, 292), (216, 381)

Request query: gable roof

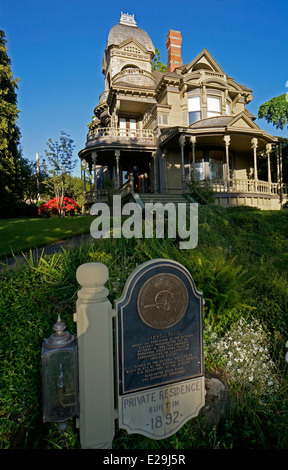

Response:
(226, 112), (260, 130)
(183, 49), (224, 74)
(117, 37), (150, 55)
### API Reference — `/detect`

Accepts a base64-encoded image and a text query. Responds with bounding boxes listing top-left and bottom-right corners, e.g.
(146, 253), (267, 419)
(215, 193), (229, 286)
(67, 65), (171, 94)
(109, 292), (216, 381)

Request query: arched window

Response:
(121, 64), (140, 71)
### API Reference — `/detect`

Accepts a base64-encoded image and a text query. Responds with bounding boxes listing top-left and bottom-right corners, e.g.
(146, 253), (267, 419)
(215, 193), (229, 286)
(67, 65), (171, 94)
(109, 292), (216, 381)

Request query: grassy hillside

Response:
(1, 205), (288, 449)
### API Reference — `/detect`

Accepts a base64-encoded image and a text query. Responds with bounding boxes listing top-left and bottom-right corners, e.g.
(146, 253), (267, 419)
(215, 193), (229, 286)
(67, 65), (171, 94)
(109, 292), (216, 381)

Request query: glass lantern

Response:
(42, 316), (79, 432)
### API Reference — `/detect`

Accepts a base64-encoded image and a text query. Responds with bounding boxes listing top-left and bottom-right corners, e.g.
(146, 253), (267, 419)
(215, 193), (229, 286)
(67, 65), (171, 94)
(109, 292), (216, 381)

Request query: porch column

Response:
(266, 144), (272, 192)
(179, 135), (186, 190)
(276, 143), (283, 200)
(152, 151), (158, 193)
(223, 135), (231, 191)
(251, 138), (258, 191)
(82, 160), (86, 192)
(92, 151), (97, 195)
(279, 142), (283, 196)
(162, 148), (168, 194)
(129, 172), (134, 192)
(115, 150), (120, 189)
(190, 136), (196, 181)
(80, 159), (85, 213)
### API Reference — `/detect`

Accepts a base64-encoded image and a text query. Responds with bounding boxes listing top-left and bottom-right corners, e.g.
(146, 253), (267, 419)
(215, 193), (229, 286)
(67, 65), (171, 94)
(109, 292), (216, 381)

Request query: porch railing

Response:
(116, 179), (133, 199)
(210, 179), (284, 195)
(84, 181), (134, 205)
(184, 179), (287, 196)
(84, 189), (108, 204)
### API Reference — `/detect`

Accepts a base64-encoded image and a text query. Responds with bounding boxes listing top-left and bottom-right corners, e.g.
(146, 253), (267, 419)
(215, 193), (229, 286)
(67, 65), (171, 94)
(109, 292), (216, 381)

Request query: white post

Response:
(251, 137), (258, 191)
(223, 135), (231, 191)
(279, 142), (283, 199)
(75, 262), (115, 449)
(266, 144), (272, 192)
(190, 136), (196, 181)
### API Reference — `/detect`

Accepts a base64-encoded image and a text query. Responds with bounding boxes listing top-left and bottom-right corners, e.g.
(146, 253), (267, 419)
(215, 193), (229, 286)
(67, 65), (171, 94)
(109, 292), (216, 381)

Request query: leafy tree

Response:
(0, 30), (22, 216)
(258, 94), (288, 184)
(152, 48), (167, 72)
(258, 94), (288, 130)
(64, 174), (83, 205)
(43, 131), (76, 216)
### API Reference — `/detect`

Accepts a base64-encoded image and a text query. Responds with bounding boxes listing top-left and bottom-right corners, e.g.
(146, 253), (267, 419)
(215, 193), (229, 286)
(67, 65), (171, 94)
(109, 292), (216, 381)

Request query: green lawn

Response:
(0, 216), (94, 259)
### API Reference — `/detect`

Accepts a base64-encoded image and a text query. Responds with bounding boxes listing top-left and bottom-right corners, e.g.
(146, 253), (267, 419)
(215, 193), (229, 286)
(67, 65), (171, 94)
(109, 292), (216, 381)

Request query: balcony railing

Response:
(112, 68), (156, 85)
(99, 90), (109, 103)
(87, 127), (155, 143)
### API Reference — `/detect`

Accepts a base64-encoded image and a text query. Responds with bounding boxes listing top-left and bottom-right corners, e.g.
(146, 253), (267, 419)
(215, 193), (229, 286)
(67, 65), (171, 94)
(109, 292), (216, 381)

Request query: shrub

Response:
(38, 197), (80, 217)
(188, 179), (215, 205)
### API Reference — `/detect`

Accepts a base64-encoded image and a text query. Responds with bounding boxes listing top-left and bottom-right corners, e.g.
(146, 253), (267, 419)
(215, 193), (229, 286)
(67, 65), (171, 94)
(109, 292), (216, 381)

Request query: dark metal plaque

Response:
(115, 259), (204, 396)
(137, 273), (188, 329)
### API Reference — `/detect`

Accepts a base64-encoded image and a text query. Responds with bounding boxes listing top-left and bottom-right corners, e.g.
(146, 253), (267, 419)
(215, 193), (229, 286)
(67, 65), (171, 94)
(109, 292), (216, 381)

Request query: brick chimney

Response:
(166, 30), (182, 72)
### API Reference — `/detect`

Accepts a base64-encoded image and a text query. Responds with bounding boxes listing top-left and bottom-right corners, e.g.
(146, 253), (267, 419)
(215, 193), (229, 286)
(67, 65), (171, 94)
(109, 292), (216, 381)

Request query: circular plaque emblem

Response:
(137, 273), (188, 329)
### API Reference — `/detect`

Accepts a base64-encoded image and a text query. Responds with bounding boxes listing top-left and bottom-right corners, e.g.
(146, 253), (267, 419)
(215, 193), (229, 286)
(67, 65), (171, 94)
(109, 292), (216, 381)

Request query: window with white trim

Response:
(226, 101), (231, 115)
(188, 96), (201, 125)
(207, 96), (221, 117)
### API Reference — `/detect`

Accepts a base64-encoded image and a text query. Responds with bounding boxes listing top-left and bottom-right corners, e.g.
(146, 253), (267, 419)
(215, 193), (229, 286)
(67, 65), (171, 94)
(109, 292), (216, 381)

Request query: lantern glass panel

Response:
(42, 347), (78, 423)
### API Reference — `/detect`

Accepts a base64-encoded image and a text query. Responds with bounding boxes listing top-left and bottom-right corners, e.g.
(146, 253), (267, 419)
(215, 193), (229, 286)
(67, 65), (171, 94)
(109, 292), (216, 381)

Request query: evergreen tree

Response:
(0, 30), (22, 217)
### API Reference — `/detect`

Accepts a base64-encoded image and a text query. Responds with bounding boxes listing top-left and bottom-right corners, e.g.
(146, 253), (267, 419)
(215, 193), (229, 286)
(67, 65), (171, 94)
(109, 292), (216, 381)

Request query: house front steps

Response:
(131, 193), (192, 209)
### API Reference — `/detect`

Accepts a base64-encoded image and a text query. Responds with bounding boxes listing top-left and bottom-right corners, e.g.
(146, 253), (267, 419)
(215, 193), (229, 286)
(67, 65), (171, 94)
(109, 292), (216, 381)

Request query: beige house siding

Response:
(166, 151), (182, 193)
(234, 155), (250, 179)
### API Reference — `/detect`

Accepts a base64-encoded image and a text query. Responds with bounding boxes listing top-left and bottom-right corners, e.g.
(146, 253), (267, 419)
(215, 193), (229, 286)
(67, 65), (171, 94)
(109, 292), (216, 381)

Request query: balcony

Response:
(112, 68), (156, 87)
(86, 127), (156, 148)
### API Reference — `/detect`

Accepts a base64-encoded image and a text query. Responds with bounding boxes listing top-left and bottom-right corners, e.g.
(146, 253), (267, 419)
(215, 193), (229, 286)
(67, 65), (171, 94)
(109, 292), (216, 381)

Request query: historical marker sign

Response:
(115, 258), (205, 439)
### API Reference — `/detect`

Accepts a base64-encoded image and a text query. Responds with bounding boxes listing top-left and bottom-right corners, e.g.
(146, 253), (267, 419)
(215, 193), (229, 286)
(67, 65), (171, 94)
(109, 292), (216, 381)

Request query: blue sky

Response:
(1, 0), (288, 177)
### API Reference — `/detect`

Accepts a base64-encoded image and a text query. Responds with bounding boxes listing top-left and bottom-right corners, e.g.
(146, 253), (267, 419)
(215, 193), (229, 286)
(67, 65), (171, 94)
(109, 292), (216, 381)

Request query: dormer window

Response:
(207, 96), (221, 118)
(188, 96), (201, 125)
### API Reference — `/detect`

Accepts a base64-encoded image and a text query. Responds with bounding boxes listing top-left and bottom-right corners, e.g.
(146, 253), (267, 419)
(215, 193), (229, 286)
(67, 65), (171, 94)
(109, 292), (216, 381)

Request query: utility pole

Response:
(36, 152), (40, 201)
